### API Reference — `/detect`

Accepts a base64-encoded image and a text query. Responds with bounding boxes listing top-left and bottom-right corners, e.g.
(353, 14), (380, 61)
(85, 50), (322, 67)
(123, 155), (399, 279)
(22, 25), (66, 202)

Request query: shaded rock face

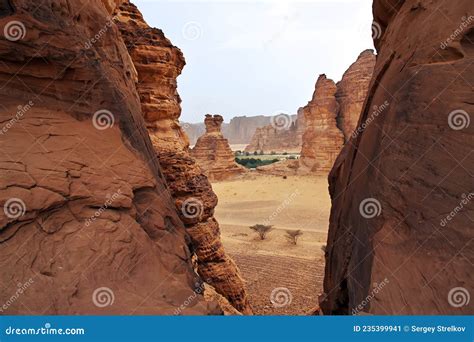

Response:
(336, 50), (376, 141)
(115, 2), (252, 314)
(299, 75), (345, 174)
(322, 0), (474, 315)
(0, 0), (219, 314)
(244, 112), (304, 154)
(191, 115), (246, 181)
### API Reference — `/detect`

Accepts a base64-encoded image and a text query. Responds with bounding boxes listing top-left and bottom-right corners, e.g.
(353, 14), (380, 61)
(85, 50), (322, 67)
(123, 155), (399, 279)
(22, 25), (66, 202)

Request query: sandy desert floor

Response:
(212, 174), (331, 315)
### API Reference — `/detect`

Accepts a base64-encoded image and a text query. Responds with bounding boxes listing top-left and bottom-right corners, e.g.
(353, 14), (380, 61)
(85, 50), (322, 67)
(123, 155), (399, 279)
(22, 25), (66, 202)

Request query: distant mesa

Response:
(191, 114), (247, 181)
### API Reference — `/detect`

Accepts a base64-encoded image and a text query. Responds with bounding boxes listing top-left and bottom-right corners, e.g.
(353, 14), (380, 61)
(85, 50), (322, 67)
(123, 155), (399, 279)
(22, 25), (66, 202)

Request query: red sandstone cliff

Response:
(115, 2), (252, 314)
(0, 0), (218, 314)
(336, 49), (376, 141)
(321, 0), (474, 315)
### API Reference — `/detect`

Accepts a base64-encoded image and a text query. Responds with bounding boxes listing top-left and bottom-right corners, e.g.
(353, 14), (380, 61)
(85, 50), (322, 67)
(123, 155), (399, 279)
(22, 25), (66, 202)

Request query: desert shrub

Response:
(253, 151), (258, 155)
(285, 229), (303, 245)
(249, 224), (273, 240)
(235, 158), (280, 169)
(283, 152), (288, 155)
(288, 155), (296, 160)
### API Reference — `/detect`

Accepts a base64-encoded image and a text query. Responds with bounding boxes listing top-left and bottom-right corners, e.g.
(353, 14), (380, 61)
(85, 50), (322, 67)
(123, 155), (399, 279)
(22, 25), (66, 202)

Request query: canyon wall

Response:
(322, 0), (473, 314)
(0, 0), (218, 314)
(298, 51), (375, 175)
(298, 75), (345, 174)
(191, 115), (247, 181)
(115, 2), (252, 314)
(336, 49), (376, 141)
(244, 112), (304, 153)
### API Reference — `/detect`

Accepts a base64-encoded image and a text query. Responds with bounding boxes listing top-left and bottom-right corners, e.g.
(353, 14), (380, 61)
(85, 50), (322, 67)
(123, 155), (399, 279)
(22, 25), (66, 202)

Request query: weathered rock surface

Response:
(245, 112), (304, 154)
(115, 2), (252, 314)
(0, 0), (219, 314)
(299, 75), (345, 174)
(191, 115), (247, 181)
(336, 49), (376, 141)
(321, 0), (474, 315)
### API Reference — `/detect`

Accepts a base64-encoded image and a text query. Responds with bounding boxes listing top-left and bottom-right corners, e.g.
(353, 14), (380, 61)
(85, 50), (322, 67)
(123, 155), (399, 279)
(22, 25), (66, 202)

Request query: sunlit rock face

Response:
(191, 114), (247, 182)
(115, 1), (252, 314)
(322, 0), (474, 315)
(0, 0), (219, 314)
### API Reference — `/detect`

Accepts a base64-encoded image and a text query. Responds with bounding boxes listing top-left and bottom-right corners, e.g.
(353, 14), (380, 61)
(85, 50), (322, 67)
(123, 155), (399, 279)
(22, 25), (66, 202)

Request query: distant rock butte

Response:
(321, 0), (473, 315)
(116, 1), (252, 314)
(191, 115), (247, 181)
(182, 114), (297, 146)
(244, 112), (304, 153)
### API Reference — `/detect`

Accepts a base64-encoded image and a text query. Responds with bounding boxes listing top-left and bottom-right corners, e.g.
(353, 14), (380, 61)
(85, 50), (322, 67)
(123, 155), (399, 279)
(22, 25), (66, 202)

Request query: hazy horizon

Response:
(135, 0), (375, 123)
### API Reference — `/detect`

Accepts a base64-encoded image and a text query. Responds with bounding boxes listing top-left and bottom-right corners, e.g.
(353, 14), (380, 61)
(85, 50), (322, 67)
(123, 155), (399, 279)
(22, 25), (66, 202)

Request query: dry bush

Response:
(249, 224), (273, 240)
(285, 229), (303, 245)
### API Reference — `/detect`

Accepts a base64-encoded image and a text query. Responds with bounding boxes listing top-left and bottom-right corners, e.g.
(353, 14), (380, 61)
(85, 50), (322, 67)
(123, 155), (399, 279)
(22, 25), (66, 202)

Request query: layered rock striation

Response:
(0, 0), (218, 314)
(191, 115), (246, 181)
(298, 75), (345, 174)
(336, 49), (376, 141)
(115, 2), (252, 314)
(321, 0), (474, 314)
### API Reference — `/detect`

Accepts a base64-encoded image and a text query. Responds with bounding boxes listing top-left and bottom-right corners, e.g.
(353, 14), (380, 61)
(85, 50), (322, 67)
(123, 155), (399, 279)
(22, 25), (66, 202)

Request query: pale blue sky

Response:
(134, 0), (374, 123)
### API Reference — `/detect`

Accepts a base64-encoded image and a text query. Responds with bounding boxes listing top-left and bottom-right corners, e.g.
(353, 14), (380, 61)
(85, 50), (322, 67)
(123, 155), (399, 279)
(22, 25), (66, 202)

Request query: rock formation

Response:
(336, 49), (376, 140)
(191, 115), (247, 181)
(0, 0), (219, 314)
(182, 114), (298, 146)
(298, 75), (345, 174)
(245, 112), (304, 154)
(115, 2), (252, 314)
(321, 0), (473, 315)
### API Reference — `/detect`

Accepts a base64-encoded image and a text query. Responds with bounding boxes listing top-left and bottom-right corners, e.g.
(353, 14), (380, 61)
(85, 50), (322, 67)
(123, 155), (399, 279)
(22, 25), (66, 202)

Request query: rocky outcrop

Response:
(191, 115), (247, 181)
(0, 0), (219, 314)
(298, 75), (345, 174)
(321, 0), (474, 315)
(245, 112), (304, 154)
(336, 49), (376, 140)
(115, 2), (252, 314)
